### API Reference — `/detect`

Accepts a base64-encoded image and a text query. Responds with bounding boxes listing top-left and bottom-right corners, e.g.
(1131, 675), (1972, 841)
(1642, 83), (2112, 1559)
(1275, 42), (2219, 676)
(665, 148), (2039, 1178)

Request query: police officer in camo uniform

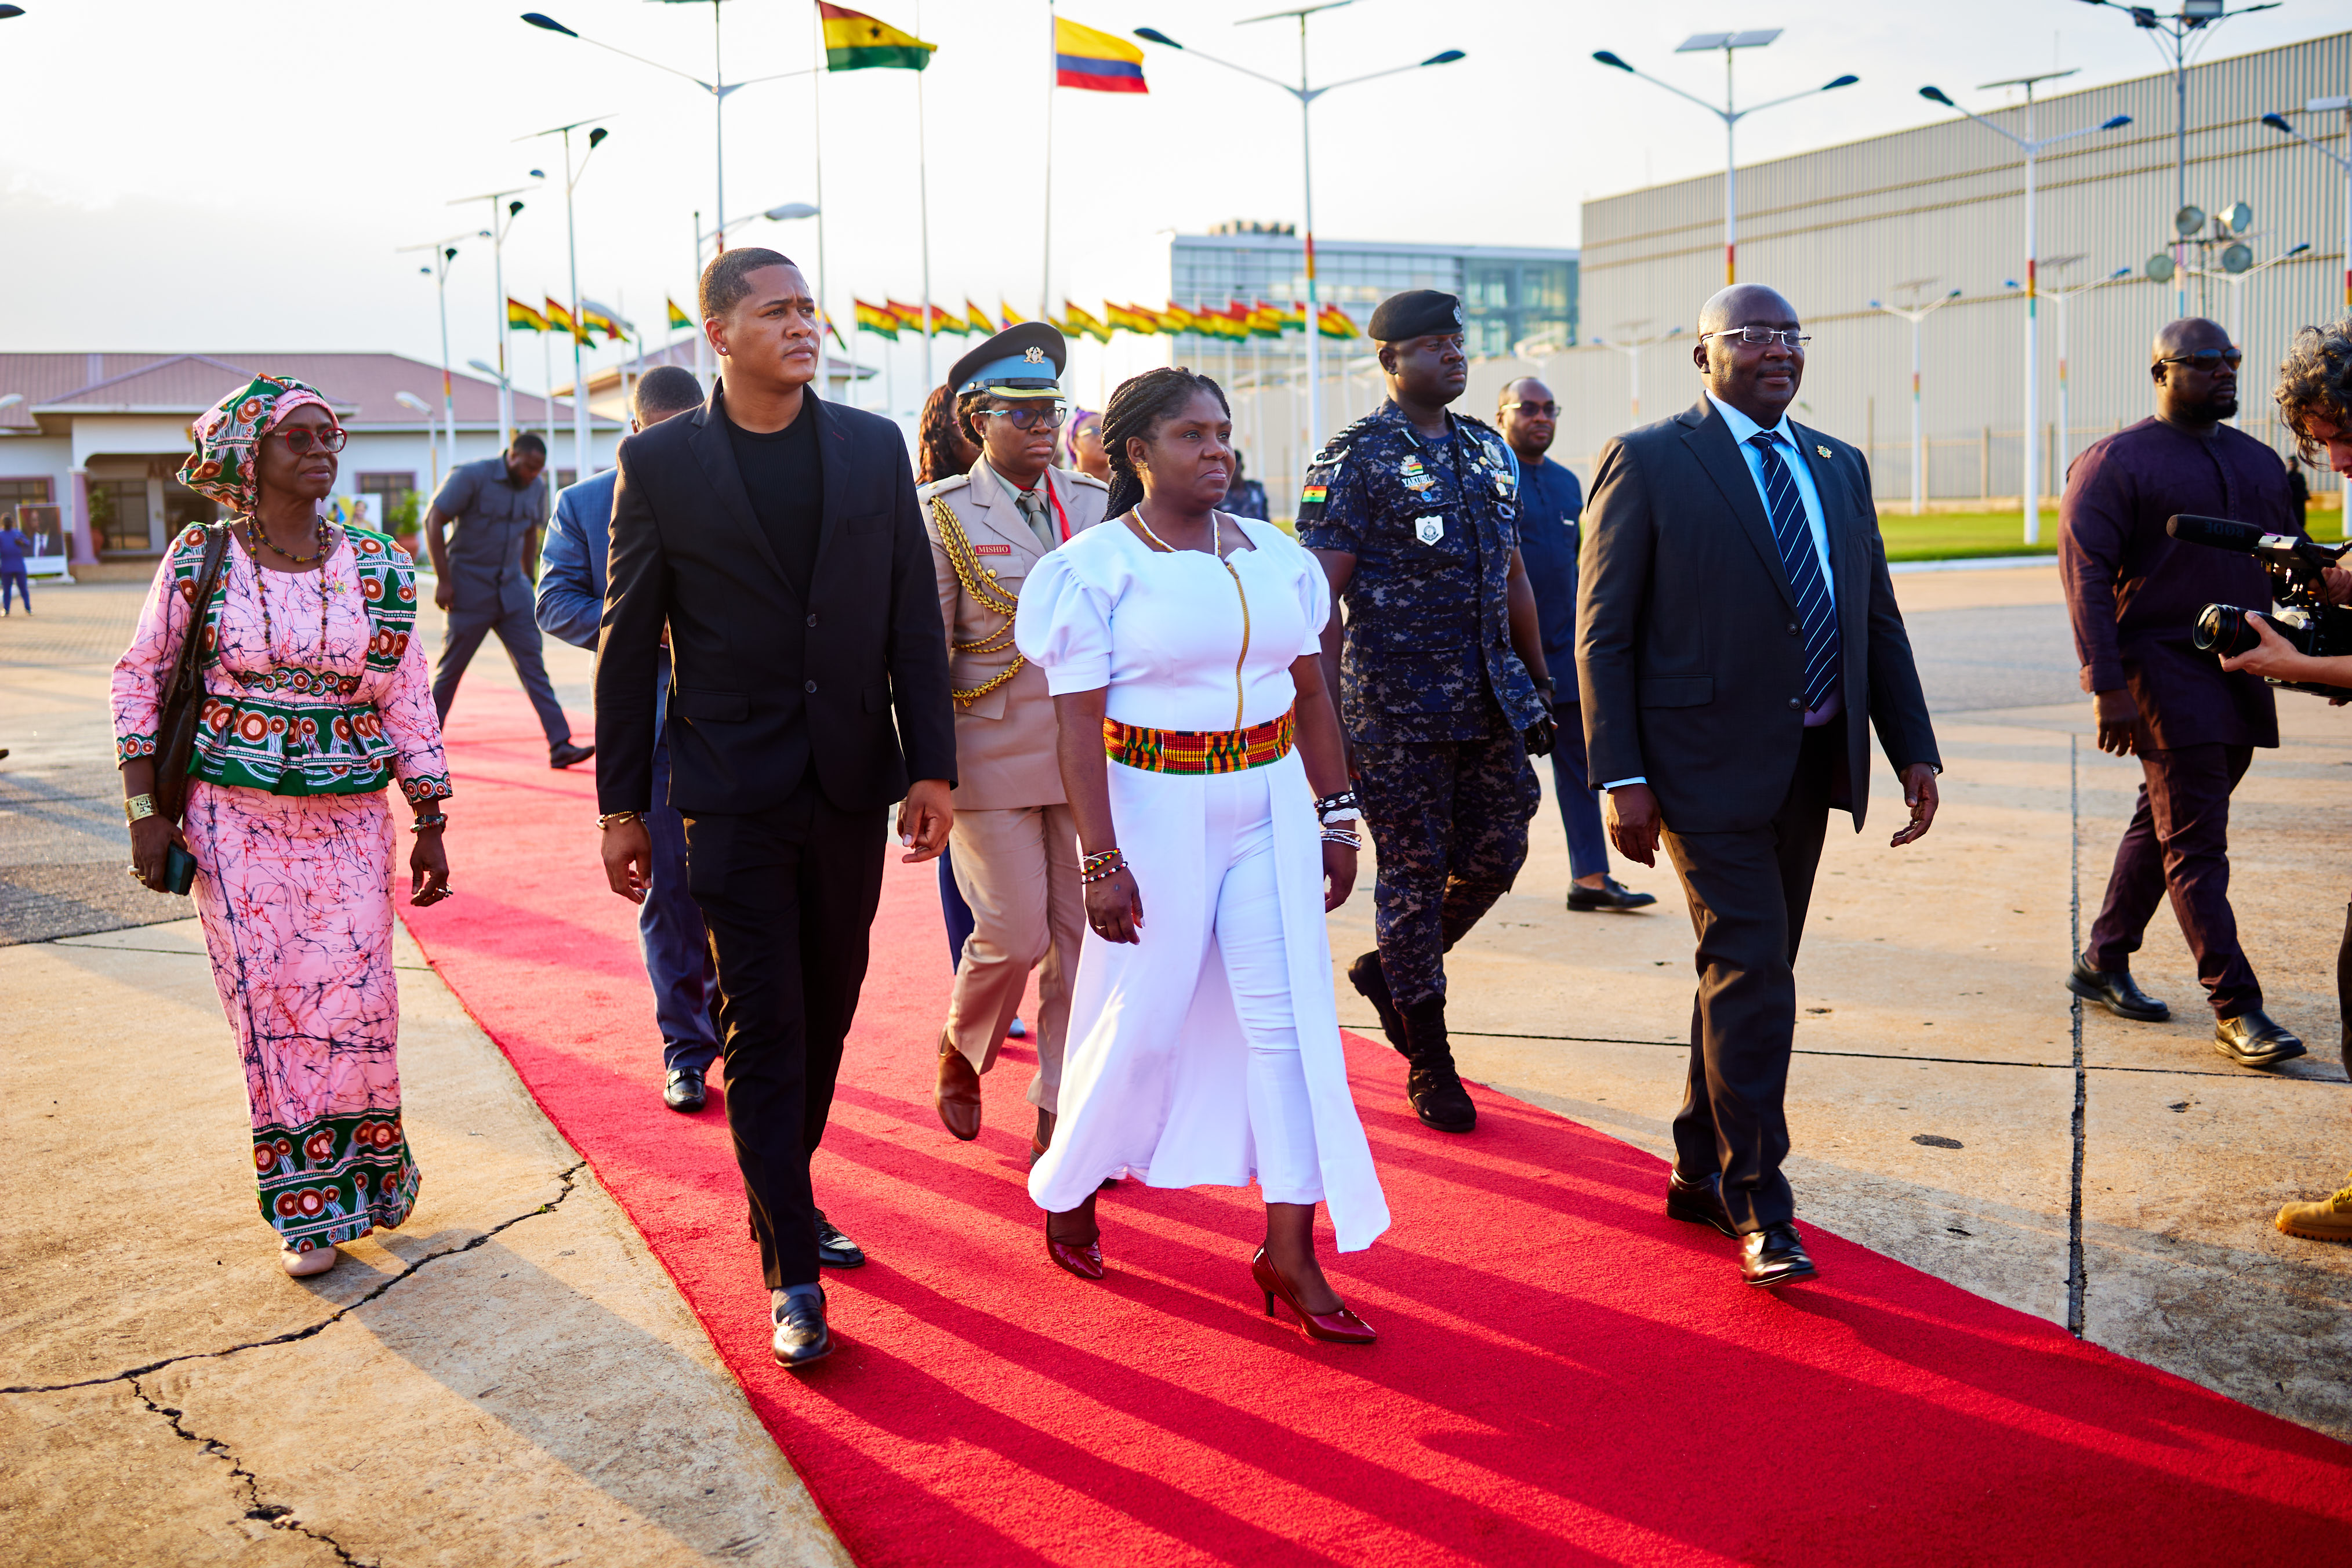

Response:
(1298, 289), (1556, 1135)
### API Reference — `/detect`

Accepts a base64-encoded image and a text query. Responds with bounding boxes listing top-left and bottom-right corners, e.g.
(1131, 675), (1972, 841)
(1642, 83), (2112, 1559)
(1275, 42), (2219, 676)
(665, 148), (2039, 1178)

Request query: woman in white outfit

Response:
(1015, 368), (1390, 1343)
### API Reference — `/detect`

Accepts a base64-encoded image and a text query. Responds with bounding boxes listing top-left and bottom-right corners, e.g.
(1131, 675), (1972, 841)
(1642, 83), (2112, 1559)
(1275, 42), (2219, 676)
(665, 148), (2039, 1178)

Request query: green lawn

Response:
(1875, 511), (2059, 562)
(1875, 506), (2347, 562)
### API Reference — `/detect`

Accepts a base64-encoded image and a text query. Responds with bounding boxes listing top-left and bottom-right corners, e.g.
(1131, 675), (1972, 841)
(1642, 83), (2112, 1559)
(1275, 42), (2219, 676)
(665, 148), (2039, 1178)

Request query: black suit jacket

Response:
(594, 382), (956, 818)
(1575, 397), (1939, 834)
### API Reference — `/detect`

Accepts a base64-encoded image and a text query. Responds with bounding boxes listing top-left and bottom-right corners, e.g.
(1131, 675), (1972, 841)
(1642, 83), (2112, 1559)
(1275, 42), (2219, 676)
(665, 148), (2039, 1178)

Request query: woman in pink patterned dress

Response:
(112, 375), (455, 1279)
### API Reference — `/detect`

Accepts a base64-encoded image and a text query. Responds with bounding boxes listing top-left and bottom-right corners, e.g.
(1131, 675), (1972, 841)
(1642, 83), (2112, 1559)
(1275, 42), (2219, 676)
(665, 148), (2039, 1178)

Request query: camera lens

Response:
(2194, 604), (2255, 657)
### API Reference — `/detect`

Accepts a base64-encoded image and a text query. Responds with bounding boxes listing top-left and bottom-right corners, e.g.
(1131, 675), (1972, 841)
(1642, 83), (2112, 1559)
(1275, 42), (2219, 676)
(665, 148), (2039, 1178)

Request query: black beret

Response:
(1368, 289), (1465, 342)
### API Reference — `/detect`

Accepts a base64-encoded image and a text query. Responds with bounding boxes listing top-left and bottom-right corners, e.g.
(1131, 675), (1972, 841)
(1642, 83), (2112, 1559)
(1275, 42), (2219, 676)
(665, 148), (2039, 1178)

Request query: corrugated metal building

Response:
(1468, 28), (2350, 517)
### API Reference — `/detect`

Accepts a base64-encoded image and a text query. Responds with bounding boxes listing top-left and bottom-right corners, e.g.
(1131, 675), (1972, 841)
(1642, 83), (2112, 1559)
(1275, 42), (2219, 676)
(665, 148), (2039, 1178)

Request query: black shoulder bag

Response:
(152, 522), (232, 825)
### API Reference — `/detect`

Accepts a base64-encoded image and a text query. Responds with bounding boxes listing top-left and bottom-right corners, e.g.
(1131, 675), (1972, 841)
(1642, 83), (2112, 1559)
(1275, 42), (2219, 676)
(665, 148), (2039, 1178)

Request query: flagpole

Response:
(812, 5), (829, 396)
(918, 0), (936, 394)
(542, 331), (556, 456)
(1041, 0), (1055, 324)
(712, 0), (727, 236)
(692, 210), (712, 391)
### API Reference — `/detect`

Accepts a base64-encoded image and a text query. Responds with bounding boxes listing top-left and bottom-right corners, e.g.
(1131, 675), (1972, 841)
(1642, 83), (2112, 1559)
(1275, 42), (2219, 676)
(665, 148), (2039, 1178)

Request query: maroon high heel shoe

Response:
(1046, 1211), (1104, 1280)
(1250, 1246), (1375, 1344)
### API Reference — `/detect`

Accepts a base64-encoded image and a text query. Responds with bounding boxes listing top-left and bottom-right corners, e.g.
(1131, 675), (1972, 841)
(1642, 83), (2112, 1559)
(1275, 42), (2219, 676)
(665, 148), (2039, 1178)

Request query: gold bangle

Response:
(124, 794), (158, 824)
(598, 811), (645, 829)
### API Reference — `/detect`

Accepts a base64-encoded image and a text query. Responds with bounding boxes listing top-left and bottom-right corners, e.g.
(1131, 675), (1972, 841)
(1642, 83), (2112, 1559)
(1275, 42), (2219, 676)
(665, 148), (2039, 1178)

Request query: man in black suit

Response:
(596, 248), (956, 1367)
(1577, 284), (1941, 1288)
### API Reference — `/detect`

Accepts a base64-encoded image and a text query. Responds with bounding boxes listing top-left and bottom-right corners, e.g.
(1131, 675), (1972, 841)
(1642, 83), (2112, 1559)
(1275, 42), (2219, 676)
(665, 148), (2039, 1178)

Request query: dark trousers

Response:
(1, 569), (28, 613)
(683, 781), (887, 1290)
(1357, 724), (1543, 1007)
(1660, 721), (1838, 1234)
(644, 727), (720, 1075)
(2085, 743), (2260, 1018)
(939, 845), (977, 971)
(433, 599), (571, 748)
(1548, 705), (1610, 882)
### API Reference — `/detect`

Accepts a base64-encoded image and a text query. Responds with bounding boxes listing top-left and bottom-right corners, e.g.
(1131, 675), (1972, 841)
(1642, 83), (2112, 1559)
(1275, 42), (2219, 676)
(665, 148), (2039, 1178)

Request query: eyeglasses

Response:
(273, 427), (348, 455)
(977, 402), (1069, 431)
(1700, 327), (1811, 349)
(1504, 401), (1562, 419)
(2156, 349), (2244, 370)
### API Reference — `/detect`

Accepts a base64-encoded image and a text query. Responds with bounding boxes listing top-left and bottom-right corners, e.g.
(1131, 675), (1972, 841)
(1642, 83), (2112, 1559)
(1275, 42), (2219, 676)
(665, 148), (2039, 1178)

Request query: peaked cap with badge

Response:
(950, 322), (1069, 401)
(1367, 288), (1468, 343)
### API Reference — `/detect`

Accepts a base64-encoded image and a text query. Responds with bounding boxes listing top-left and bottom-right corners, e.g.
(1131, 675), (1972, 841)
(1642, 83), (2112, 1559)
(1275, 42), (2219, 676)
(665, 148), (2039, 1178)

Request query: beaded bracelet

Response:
(1319, 827), (1360, 847)
(1079, 848), (1128, 883)
(410, 813), (449, 833)
(1313, 789), (1361, 822)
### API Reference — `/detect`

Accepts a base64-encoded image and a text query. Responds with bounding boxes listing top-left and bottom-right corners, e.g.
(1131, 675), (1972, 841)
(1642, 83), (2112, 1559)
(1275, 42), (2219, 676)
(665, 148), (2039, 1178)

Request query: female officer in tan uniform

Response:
(922, 322), (1108, 1158)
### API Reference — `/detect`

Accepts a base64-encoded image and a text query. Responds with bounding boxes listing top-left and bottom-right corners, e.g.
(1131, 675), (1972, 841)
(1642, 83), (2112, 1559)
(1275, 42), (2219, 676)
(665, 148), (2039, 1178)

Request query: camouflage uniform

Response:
(1298, 398), (1545, 1007)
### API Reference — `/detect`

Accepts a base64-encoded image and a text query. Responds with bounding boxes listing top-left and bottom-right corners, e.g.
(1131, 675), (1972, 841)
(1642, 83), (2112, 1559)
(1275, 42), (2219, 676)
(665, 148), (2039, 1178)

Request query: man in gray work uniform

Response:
(424, 430), (593, 768)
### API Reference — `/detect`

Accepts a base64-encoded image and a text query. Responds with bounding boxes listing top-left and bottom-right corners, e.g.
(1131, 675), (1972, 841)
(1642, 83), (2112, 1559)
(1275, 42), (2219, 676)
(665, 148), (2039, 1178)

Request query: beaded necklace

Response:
(243, 519), (338, 663)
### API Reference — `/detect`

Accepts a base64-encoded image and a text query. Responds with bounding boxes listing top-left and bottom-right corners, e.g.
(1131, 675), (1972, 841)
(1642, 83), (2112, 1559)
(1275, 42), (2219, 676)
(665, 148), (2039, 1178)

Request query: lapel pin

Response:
(1816, 444), (1832, 459)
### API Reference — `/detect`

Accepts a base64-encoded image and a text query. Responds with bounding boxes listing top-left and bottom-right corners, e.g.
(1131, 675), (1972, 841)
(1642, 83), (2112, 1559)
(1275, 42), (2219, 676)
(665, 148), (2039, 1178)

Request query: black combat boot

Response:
(1398, 996), (1476, 1133)
(1347, 950), (1409, 1054)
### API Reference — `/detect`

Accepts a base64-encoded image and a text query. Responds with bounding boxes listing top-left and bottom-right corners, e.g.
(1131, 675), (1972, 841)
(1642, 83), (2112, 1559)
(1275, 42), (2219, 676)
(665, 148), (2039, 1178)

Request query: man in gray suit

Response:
(1577, 284), (1942, 1288)
(538, 365), (723, 1116)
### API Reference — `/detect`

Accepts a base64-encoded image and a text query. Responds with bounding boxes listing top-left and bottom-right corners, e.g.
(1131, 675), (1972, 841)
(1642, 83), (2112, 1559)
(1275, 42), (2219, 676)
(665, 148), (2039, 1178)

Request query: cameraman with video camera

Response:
(2212, 320), (2352, 1242)
(2060, 318), (2317, 1069)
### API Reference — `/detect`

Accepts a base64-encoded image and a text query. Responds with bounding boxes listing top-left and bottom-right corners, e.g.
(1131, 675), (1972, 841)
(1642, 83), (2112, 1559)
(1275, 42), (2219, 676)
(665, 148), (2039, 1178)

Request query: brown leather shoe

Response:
(936, 1039), (982, 1140)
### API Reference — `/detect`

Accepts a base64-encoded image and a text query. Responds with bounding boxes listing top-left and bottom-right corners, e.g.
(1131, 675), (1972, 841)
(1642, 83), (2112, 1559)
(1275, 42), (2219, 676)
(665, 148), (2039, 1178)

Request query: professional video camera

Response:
(2170, 513), (2352, 700)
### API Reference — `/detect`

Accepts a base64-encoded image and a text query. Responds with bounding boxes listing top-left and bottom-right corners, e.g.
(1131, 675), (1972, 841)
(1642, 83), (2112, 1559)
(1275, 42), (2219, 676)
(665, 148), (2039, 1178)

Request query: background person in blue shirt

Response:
(536, 365), (723, 1116)
(1498, 378), (1654, 912)
(0, 516), (31, 614)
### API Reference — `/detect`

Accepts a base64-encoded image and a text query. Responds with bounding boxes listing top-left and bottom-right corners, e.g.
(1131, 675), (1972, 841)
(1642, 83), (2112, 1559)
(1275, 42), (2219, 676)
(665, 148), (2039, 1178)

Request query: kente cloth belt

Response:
(1104, 707), (1295, 774)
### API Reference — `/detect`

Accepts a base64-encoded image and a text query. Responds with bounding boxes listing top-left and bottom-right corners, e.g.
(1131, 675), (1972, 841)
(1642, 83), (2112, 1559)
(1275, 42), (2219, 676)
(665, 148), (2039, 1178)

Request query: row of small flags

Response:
(507, 296), (633, 344)
(850, 298), (1359, 343)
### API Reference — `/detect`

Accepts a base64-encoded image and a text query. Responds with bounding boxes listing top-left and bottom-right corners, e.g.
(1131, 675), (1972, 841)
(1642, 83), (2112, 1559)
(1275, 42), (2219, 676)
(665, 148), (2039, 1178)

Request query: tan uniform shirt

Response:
(922, 462), (1109, 810)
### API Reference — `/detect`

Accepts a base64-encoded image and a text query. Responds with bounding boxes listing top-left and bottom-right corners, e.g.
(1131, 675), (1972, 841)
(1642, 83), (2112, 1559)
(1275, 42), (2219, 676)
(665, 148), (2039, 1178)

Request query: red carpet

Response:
(404, 688), (2352, 1566)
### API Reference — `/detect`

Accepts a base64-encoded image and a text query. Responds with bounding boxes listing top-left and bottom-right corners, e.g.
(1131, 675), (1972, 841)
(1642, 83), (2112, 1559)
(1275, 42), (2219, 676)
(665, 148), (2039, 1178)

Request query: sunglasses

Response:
(1700, 327), (1811, 349)
(2157, 349), (2244, 370)
(273, 427), (349, 455)
(1504, 401), (1562, 419)
(977, 402), (1069, 431)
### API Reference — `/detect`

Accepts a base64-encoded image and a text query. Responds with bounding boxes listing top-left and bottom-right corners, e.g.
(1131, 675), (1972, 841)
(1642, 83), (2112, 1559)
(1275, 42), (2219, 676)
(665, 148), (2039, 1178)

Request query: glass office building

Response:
(1168, 224), (1578, 356)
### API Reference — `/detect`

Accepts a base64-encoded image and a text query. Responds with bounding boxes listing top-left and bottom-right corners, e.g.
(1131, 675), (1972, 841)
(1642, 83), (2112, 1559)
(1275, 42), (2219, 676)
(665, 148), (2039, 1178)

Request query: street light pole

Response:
(1921, 78), (2131, 545)
(2077, 0), (2280, 317)
(521, 117), (611, 487)
(1589, 325), (1681, 427)
(1594, 34), (1857, 286)
(2262, 100), (2352, 313)
(2038, 263), (2133, 476)
(1870, 285), (1962, 517)
(398, 234), (472, 486)
(449, 181), (538, 449)
(1134, 8), (1464, 452)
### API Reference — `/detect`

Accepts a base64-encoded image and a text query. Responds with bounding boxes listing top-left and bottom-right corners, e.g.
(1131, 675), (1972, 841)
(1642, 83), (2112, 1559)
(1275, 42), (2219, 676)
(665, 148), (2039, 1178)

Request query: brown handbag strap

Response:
(162, 523), (231, 707)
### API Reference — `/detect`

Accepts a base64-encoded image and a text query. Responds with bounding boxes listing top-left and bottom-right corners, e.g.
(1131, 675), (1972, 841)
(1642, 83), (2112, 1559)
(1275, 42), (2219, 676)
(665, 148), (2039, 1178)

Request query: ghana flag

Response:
(1055, 17), (1145, 93)
(508, 297), (549, 333)
(667, 297), (694, 331)
(853, 299), (899, 339)
(820, 4), (935, 72)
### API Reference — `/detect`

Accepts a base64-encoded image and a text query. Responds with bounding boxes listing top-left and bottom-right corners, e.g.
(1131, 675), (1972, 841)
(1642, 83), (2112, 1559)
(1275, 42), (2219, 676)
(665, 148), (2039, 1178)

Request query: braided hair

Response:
(917, 383), (974, 485)
(1099, 366), (1230, 520)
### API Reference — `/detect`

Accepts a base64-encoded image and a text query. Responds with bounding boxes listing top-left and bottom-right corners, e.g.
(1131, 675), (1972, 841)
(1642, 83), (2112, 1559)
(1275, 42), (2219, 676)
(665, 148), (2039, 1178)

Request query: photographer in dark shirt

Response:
(2217, 318), (2352, 1243)
(2060, 318), (2315, 1069)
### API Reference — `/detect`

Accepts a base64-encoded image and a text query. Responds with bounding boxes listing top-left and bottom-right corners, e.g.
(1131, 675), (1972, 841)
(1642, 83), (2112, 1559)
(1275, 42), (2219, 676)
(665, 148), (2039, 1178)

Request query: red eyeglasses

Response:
(273, 427), (349, 455)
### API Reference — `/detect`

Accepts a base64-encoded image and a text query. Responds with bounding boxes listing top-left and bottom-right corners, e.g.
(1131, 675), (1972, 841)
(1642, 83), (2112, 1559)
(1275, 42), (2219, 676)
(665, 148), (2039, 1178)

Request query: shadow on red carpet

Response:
(401, 688), (2352, 1566)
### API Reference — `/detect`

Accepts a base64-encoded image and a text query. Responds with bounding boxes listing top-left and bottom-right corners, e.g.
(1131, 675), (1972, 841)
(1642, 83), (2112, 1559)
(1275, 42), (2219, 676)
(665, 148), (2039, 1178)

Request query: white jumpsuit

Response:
(1015, 514), (1391, 1253)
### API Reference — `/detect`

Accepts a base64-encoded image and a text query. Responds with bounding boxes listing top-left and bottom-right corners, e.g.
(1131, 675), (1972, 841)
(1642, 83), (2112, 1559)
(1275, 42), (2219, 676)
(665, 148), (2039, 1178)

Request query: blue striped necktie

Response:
(1749, 432), (1840, 713)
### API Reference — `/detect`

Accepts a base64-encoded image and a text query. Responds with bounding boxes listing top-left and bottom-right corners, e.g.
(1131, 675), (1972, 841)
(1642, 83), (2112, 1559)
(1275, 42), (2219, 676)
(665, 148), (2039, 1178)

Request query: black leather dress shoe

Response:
(2065, 957), (2170, 1022)
(2214, 1009), (2307, 1069)
(549, 740), (596, 770)
(1740, 1222), (1819, 1288)
(1665, 1167), (1737, 1238)
(1346, 950), (1409, 1053)
(771, 1288), (833, 1368)
(1568, 876), (1659, 913)
(662, 1066), (706, 1113)
(815, 1210), (866, 1269)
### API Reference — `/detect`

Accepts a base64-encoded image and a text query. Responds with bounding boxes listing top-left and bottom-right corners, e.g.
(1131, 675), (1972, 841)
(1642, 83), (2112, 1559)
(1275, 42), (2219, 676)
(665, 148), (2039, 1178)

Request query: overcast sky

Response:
(0, 0), (2331, 409)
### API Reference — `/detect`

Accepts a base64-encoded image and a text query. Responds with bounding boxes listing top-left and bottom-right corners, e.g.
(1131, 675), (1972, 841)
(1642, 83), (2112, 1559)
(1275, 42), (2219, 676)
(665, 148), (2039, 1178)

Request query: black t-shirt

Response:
(727, 400), (823, 595)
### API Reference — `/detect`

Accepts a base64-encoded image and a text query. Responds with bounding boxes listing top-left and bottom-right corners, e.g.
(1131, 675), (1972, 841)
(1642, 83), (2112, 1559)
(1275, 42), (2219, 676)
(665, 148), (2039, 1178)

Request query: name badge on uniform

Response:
(973, 543), (1012, 556)
(1399, 455), (1433, 494)
(1415, 515), (1446, 545)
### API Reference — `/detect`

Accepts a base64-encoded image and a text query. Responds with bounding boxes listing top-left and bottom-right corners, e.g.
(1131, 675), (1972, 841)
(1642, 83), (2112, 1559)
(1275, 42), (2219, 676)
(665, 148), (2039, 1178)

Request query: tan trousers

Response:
(943, 802), (1083, 1113)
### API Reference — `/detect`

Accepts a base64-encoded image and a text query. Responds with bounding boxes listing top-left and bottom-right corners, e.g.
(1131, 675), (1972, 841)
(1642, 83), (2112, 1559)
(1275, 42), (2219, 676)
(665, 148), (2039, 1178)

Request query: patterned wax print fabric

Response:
(1295, 398), (1545, 745)
(110, 527), (450, 1251)
(110, 526), (451, 801)
(178, 375), (335, 518)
